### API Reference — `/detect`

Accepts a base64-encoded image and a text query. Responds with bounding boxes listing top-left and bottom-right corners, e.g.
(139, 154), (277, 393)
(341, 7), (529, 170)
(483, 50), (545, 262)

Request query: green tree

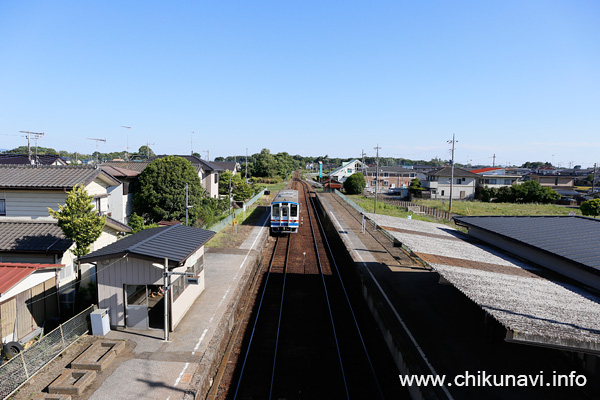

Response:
(252, 148), (277, 178)
(128, 212), (159, 233)
(343, 173), (366, 194)
(408, 178), (424, 195)
(48, 184), (106, 258)
(580, 198), (600, 217)
(134, 156), (204, 223)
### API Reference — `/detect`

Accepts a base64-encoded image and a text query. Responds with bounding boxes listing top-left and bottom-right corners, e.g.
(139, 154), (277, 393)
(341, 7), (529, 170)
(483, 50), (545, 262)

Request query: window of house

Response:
(456, 178), (462, 184)
(95, 198), (102, 213)
(485, 179), (497, 184)
(383, 180), (389, 186)
(172, 276), (185, 301)
(371, 180), (377, 186)
(371, 172), (376, 177)
(383, 173), (389, 177)
(214, 173), (219, 184)
(504, 179), (514, 185)
(441, 190), (445, 196)
(410, 173), (415, 178)
(187, 254), (204, 277)
(0, 199), (5, 216)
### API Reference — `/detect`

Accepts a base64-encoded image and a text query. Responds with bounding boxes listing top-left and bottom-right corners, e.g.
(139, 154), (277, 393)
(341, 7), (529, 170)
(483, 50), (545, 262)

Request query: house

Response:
(148, 155), (224, 199)
(470, 167), (522, 189)
(365, 166), (424, 193)
(0, 262), (62, 346)
(328, 159), (365, 183)
(212, 161), (240, 175)
(322, 178), (342, 193)
(528, 173), (575, 189)
(422, 166), (478, 200)
(0, 154), (68, 166)
(0, 165), (131, 291)
(78, 224), (215, 331)
(101, 165), (141, 224)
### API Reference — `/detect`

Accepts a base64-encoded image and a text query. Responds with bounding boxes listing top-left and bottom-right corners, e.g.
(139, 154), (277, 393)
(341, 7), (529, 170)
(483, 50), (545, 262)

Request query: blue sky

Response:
(1, 1), (599, 167)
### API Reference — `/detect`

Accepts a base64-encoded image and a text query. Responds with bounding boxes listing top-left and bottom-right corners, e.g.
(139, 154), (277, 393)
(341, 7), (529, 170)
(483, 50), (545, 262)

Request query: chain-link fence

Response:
(0, 305), (95, 399)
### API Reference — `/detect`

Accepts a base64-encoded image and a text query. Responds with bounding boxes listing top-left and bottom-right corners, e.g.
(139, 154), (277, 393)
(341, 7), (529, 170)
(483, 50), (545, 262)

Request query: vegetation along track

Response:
(210, 173), (406, 399)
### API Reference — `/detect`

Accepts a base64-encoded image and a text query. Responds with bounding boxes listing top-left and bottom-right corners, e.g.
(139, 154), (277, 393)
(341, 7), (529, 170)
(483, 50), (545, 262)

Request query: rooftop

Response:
(0, 262), (64, 295)
(78, 224), (215, 267)
(0, 164), (120, 189)
(0, 220), (73, 253)
(453, 216), (600, 274)
(366, 213), (600, 353)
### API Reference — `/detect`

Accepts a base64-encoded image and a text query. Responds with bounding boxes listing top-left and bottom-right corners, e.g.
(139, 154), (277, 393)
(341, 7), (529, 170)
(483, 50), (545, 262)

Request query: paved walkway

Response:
(87, 211), (270, 400)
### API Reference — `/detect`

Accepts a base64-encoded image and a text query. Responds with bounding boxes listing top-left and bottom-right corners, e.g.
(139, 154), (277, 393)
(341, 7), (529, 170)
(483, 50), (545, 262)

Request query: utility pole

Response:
(121, 126), (131, 161)
(492, 153), (496, 167)
(361, 149), (367, 176)
(593, 162), (597, 194)
(145, 141), (155, 159)
(245, 148), (248, 180)
(190, 131), (195, 155)
(203, 150), (209, 161)
(20, 131), (44, 164)
(87, 138), (106, 163)
(374, 144), (381, 214)
(447, 134), (458, 213)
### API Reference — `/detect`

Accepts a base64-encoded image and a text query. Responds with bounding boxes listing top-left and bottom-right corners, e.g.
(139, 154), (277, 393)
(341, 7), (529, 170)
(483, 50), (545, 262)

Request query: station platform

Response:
(317, 192), (596, 400)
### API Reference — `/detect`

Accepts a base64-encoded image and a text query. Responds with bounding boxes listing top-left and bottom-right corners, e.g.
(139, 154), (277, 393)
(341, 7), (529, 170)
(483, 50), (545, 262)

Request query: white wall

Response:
(0, 269), (56, 302)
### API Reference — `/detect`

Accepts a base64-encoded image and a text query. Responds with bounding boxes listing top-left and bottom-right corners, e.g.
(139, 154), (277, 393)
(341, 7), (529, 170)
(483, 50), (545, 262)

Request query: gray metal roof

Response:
(101, 161), (151, 173)
(454, 216), (600, 272)
(0, 220), (73, 253)
(0, 154), (67, 165)
(78, 224), (215, 267)
(0, 164), (120, 189)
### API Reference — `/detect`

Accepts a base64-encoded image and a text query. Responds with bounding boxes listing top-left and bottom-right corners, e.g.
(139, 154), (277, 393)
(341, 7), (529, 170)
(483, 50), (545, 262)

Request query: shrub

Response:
(343, 173), (366, 195)
(580, 198), (600, 217)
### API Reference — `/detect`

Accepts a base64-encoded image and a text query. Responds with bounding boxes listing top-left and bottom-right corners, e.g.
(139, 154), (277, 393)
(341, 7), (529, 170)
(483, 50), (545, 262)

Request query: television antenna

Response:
(19, 131), (44, 163)
(87, 138), (106, 163)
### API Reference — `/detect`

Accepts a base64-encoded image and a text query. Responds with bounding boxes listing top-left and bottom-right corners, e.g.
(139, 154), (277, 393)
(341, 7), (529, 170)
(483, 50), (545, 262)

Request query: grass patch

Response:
(261, 181), (288, 193)
(205, 196), (270, 248)
(412, 199), (581, 216)
(346, 195), (462, 229)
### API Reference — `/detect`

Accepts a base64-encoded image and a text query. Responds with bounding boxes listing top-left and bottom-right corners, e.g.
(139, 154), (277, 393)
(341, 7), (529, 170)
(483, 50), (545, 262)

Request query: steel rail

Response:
(233, 234), (288, 399)
(300, 179), (350, 399)
(310, 192), (386, 399)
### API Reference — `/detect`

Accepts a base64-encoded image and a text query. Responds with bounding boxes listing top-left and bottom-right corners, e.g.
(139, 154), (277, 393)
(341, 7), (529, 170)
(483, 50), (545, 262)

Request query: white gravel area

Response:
(365, 212), (600, 345)
(366, 212), (535, 269)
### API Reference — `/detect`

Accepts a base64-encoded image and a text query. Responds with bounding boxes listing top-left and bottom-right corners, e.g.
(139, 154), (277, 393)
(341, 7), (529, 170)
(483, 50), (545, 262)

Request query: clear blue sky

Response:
(1, 1), (599, 167)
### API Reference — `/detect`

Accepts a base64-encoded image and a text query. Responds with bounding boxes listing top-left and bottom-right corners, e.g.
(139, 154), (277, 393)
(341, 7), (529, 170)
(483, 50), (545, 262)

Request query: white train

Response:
(270, 190), (300, 233)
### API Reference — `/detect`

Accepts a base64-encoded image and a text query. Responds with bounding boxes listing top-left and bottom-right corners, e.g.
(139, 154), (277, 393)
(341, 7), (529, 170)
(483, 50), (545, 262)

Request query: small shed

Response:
(0, 262), (62, 344)
(78, 224), (215, 331)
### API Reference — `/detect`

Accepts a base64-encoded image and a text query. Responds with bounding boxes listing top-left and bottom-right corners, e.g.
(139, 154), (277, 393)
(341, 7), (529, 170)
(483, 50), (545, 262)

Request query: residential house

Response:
(470, 167), (522, 189)
(101, 165), (141, 224)
(0, 165), (131, 293)
(213, 161), (240, 176)
(328, 159), (365, 183)
(528, 174), (575, 189)
(422, 166), (478, 200)
(148, 155), (224, 199)
(364, 166), (424, 193)
(0, 154), (68, 166)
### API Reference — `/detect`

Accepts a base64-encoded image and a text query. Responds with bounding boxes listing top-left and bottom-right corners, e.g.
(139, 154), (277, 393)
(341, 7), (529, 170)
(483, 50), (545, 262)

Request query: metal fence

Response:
(208, 188), (267, 233)
(0, 305), (95, 399)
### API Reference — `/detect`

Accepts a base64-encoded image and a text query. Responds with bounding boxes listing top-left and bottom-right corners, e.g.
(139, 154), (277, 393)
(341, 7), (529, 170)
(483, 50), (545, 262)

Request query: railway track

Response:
(211, 174), (406, 399)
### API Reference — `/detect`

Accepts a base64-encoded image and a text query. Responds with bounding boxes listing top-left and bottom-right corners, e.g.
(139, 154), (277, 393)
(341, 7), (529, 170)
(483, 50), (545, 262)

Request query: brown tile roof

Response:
(101, 160), (150, 173)
(0, 220), (73, 253)
(0, 164), (120, 189)
(101, 165), (140, 178)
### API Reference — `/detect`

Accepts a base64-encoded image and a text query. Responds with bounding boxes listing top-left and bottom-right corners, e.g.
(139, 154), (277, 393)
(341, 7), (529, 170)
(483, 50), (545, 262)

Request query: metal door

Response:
(124, 285), (149, 329)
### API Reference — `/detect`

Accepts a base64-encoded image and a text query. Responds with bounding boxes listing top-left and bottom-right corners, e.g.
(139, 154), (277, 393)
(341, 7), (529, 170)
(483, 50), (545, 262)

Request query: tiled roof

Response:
(0, 263), (64, 295)
(149, 155), (224, 172)
(79, 224), (215, 267)
(0, 220), (73, 253)
(0, 164), (120, 189)
(101, 165), (140, 178)
(0, 154), (67, 165)
(427, 166), (479, 178)
(101, 160), (151, 173)
(453, 216), (600, 272)
(212, 161), (237, 172)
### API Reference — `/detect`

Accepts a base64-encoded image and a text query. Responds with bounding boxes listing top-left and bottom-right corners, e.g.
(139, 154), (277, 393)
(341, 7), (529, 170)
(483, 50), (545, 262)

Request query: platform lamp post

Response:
(447, 134), (457, 213)
(163, 257), (169, 342)
(374, 144), (381, 214)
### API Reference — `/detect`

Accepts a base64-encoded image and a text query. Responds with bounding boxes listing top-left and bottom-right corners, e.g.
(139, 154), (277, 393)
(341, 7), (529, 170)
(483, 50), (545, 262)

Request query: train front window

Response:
(281, 205), (288, 217)
(290, 204), (298, 217)
(272, 204), (280, 217)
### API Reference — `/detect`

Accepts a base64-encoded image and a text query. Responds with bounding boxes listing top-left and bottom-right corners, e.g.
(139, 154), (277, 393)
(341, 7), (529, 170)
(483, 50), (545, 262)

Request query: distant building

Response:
(422, 167), (478, 200)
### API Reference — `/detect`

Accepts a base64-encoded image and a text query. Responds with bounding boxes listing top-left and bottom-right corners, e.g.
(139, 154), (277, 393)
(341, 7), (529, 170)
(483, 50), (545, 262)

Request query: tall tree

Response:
(134, 156), (204, 223)
(48, 184), (106, 258)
